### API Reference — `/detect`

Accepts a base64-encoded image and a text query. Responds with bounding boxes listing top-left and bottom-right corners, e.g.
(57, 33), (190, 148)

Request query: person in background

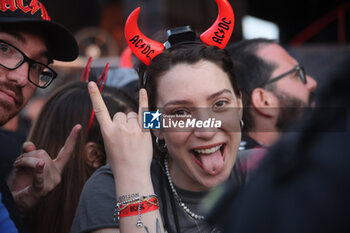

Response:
(207, 54), (350, 233)
(25, 82), (137, 233)
(227, 39), (317, 173)
(228, 39), (317, 150)
(0, 0), (79, 232)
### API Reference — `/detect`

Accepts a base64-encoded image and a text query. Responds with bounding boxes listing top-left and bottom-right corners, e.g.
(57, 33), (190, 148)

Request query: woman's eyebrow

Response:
(163, 100), (192, 108)
(207, 89), (233, 101)
(163, 89), (233, 108)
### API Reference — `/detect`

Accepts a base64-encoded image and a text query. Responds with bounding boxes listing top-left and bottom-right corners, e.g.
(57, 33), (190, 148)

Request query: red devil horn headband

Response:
(200, 0), (235, 49)
(125, 0), (235, 65)
(124, 7), (165, 65)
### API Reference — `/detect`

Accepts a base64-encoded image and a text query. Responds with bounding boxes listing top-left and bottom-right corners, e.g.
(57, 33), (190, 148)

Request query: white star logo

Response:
(150, 110), (161, 122)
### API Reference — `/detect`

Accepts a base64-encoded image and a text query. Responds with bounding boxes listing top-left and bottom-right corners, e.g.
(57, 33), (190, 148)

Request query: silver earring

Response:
(156, 137), (167, 152)
(240, 119), (244, 128)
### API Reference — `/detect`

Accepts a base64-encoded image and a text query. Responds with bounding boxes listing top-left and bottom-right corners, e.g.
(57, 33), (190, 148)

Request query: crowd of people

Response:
(1, 0), (349, 233)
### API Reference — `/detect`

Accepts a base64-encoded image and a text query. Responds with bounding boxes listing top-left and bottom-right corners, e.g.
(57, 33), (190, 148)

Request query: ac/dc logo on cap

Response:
(0, 0), (50, 20)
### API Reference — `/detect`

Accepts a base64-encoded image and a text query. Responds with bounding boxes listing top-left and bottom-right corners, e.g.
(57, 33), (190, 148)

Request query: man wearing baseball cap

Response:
(0, 1), (81, 232)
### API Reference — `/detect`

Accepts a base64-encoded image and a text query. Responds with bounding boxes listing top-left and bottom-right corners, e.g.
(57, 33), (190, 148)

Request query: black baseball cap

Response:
(0, 0), (78, 62)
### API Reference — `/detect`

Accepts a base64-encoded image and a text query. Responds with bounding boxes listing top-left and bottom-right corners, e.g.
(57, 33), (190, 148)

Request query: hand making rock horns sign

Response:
(88, 81), (163, 233)
(88, 81), (152, 177)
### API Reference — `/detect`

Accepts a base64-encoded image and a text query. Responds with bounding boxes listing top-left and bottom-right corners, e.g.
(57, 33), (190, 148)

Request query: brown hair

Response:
(25, 82), (137, 233)
(138, 43), (240, 110)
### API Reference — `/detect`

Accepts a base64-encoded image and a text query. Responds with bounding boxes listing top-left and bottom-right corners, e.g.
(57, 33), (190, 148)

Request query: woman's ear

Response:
(84, 142), (104, 169)
(152, 129), (164, 140)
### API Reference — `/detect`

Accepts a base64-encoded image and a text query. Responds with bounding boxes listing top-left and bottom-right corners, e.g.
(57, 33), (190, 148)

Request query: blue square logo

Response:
(143, 110), (161, 129)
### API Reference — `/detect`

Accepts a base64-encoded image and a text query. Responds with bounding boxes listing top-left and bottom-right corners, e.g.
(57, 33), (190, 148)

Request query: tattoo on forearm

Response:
(118, 193), (139, 201)
(143, 218), (162, 233)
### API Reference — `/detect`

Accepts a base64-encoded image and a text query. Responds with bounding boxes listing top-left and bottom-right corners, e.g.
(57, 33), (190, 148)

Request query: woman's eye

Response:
(213, 100), (228, 110)
(173, 109), (189, 116)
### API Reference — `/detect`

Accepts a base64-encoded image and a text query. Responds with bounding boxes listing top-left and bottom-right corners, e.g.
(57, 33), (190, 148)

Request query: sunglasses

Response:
(264, 65), (307, 86)
(81, 57), (109, 134)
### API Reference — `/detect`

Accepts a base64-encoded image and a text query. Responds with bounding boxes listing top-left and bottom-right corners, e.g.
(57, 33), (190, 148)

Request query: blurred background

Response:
(2, 0), (350, 136)
(40, 0), (349, 80)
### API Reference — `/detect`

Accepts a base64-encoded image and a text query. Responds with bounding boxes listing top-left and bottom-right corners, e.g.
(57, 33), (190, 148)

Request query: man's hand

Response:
(7, 124), (81, 213)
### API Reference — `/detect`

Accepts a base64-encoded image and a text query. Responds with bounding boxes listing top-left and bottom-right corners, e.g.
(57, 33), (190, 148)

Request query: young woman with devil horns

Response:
(71, 0), (247, 232)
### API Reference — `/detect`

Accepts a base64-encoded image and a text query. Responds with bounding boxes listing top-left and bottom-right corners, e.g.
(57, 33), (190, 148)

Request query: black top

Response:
(71, 157), (247, 233)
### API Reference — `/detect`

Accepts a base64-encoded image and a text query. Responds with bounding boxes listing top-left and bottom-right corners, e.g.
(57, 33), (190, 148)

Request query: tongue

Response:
(198, 149), (224, 175)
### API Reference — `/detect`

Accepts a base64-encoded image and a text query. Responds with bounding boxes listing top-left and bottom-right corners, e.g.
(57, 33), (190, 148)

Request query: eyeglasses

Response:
(264, 65), (307, 86)
(0, 39), (57, 88)
(81, 57), (109, 134)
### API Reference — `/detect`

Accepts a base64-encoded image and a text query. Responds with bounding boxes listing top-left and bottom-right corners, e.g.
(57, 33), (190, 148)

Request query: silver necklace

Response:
(164, 159), (205, 220)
